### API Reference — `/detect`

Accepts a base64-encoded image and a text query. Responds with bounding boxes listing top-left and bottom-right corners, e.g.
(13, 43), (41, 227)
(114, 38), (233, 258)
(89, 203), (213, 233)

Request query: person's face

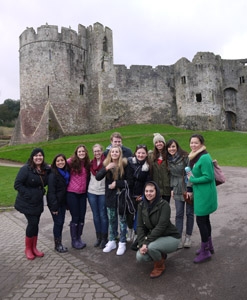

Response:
(110, 147), (120, 160)
(55, 156), (66, 169)
(190, 137), (202, 152)
(155, 140), (165, 151)
(111, 137), (122, 147)
(93, 146), (102, 159)
(135, 148), (147, 161)
(167, 142), (177, 156)
(77, 147), (86, 159)
(33, 152), (44, 166)
(144, 184), (156, 202)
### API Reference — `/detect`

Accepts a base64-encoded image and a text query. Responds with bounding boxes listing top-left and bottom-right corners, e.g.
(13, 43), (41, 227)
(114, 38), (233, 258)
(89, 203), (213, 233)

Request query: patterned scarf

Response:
(90, 155), (105, 176)
(188, 146), (207, 168)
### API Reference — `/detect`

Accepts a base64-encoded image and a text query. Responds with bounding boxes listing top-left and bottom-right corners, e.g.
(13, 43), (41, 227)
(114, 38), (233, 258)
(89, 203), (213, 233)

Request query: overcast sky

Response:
(1, 0), (247, 104)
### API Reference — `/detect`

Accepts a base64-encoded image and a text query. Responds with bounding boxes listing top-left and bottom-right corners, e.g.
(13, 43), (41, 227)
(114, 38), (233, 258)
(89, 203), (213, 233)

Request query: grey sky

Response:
(0, 0), (247, 103)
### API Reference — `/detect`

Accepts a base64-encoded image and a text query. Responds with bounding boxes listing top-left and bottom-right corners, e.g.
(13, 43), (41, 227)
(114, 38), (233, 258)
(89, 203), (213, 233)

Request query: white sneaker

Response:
(184, 235), (192, 248)
(126, 228), (134, 242)
(116, 242), (126, 255)
(103, 240), (116, 253)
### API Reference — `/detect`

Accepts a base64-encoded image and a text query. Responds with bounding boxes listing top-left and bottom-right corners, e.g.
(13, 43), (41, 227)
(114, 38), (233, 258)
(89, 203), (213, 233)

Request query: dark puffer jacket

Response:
(137, 181), (180, 247)
(47, 170), (68, 212)
(14, 164), (50, 216)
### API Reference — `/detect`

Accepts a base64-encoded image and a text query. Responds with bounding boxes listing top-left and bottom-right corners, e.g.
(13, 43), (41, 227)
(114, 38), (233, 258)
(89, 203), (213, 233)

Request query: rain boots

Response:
(54, 237), (68, 253)
(77, 222), (86, 249)
(25, 236), (44, 260)
(196, 237), (214, 255)
(70, 222), (86, 249)
(25, 236), (35, 260)
(32, 236), (44, 257)
(193, 241), (211, 263)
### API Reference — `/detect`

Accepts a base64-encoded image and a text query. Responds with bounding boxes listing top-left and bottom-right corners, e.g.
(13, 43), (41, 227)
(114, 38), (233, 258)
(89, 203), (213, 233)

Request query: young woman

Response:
(127, 144), (150, 249)
(166, 139), (194, 249)
(136, 181), (180, 279)
(47, 153), (70, 253)
(14, 148), (50, 260)
(149, 133), (171, 203)
(186, 134), (218, 263)
(67, 144), (90, 249)
(96, 146), (133, 255)
(88, 144), (108, 249)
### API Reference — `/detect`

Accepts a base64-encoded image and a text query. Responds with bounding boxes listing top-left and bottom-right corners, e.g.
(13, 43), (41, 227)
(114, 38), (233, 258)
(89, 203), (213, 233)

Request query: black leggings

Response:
(24, 214), (41, 237)
(196, 215), (212, 243)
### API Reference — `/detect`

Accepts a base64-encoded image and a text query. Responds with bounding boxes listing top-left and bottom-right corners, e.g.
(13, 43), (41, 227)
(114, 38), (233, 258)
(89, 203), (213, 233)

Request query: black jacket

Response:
(47, 170), (68, 212)
(14, 164), (50, 216)
(96, 159), (134, 208)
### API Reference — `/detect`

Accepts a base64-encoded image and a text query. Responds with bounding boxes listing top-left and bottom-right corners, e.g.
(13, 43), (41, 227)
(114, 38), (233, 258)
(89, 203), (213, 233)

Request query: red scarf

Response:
(90, 155), (105, 176)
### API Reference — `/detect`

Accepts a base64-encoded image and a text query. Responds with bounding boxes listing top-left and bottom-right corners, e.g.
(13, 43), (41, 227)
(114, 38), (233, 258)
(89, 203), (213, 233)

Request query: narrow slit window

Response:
(181, 76), (186, 84)
(80, 84), (84, 95)
(47, 86), (50, 98)
(240, 76), (245, 84)
(196, 93), (202, 102)
(49, 50), (52, 60)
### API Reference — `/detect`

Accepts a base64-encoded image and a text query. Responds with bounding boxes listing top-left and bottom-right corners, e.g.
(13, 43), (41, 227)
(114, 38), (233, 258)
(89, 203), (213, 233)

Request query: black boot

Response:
(55, 237), (68, 253)
(99, 233), (108, 249)
(94, 232), (101, 247)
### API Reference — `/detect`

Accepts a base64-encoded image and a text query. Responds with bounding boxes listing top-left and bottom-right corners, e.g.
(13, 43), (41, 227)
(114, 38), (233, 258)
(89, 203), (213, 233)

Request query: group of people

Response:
(14, 131), (218, 279)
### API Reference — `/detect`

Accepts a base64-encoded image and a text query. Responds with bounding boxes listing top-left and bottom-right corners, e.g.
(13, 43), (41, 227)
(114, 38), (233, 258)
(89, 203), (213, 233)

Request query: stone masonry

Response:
(10, 22), (247, 144)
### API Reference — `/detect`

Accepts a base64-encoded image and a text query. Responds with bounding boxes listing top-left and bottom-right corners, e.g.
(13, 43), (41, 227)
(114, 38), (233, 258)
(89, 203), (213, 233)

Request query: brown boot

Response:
(150, 257), (165, 279)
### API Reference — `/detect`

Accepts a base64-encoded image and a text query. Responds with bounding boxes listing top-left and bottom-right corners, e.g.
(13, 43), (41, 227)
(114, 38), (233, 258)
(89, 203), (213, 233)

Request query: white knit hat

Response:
(153, 133), (165, 145)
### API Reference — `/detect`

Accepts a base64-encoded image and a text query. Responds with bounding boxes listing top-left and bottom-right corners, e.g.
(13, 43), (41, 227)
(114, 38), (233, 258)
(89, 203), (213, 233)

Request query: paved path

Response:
(1, 166), (247, 299)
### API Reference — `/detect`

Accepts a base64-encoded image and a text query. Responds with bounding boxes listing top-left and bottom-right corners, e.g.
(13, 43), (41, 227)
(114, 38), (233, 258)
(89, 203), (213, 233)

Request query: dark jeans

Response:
(196, 215), (212, 243)
(87, 192), (108, 234)
(67, 192), (87, 224)
(24, 214), (41, 237)
(50, 204), (66, 238)
(175, 199), (194, 236)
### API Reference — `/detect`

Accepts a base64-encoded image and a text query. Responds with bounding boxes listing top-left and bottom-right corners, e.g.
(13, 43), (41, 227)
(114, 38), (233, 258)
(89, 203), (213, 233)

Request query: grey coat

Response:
(167, 155), (191, 201)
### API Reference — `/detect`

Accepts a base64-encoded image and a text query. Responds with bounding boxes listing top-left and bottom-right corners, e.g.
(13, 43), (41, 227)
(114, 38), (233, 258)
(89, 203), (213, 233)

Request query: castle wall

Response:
(10, 22), (247, 145)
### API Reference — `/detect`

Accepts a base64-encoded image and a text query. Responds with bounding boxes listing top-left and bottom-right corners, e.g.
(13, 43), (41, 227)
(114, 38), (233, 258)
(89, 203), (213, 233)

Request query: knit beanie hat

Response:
(153, 133), (165, 145)
(30, 147), (45, 158)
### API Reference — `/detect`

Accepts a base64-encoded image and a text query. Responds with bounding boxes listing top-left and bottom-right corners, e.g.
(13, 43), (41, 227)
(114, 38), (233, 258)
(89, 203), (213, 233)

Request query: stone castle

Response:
(11, 22), (247, 145)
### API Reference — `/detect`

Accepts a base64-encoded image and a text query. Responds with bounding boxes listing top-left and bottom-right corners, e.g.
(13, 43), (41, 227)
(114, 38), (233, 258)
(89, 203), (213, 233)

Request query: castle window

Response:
(240, 76), (245, 84)
(49, 50), (52, 60)
(80, 84), (84, 95)
(196, 93), (202, 102)
(181, 76), (186, 84)
(47, 86), (50, 98)
(103, 36), (108, 52)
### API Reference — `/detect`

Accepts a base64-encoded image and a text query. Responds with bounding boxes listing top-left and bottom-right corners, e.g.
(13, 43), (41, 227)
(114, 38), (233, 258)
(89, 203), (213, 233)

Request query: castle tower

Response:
(11, 23), (116, 144)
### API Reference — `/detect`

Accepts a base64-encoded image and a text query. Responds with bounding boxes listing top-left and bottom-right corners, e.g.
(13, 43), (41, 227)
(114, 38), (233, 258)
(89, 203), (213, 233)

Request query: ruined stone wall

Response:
(10, 22), (247, 145)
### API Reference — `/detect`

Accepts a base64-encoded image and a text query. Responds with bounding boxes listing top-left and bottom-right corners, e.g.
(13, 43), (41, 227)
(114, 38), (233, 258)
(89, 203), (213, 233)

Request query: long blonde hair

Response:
(103, 146), (125, 180)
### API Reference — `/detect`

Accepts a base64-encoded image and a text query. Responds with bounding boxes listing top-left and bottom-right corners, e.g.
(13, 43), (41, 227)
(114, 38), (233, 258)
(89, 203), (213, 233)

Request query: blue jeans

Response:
(175, 199), (194, 236)
(87, 192), (108, 234)
(136, 236), (179, 262)
(50, 204), (66, 238)
(107, 207), (127, 243)
(67, 192), (87, 224)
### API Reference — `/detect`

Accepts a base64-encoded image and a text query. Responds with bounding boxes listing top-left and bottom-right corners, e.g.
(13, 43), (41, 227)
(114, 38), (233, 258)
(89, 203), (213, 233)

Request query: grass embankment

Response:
(0, 124), (246, 207)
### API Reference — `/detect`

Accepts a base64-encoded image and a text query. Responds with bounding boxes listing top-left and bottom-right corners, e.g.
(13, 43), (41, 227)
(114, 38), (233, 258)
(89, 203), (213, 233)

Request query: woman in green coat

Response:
(186, 134), (218, 263)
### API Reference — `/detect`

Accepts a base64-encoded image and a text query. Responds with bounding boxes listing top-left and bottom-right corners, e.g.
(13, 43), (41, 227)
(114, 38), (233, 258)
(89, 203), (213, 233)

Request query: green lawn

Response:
(0, 124), (246, 207)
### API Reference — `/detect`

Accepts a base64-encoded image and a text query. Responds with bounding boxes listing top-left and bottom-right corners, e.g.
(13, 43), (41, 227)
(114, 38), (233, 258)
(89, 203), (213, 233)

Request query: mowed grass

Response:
(1, 124), (247, 207)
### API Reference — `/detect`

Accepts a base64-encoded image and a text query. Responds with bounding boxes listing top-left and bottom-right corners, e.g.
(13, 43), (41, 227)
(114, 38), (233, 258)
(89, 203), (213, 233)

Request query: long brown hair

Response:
(69, 144), (90, 174)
